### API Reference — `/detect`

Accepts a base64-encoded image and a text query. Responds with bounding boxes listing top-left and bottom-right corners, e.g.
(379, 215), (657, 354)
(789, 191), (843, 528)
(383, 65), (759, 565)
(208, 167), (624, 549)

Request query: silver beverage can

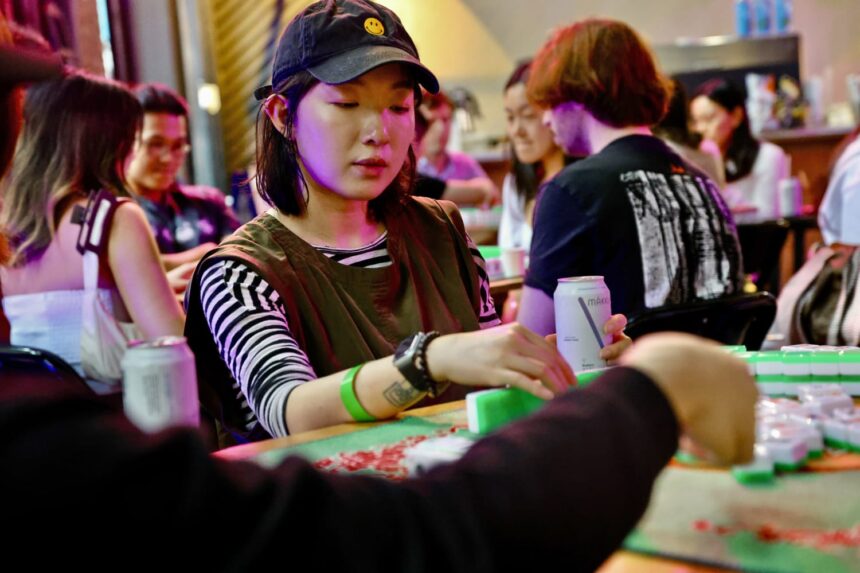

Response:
(121, 336), (199, 433)
(554, 276), (612, 372)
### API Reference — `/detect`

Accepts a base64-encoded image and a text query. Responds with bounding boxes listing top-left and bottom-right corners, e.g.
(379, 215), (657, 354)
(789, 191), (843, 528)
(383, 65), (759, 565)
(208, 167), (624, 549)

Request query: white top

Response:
(819, 137), (860, 246)
(498, 173), (533, 250)
(723, 141), (790, 219)
(3, 288), (116, 379)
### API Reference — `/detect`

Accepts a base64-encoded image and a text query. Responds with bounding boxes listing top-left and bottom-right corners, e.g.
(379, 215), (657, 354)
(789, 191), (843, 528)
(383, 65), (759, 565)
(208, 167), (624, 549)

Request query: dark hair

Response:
(505, 60), (532, 92)
(135, 83), (188, 118)
(528, 19), (671, 128)
(255, 70), (415, 221)
(0, 70), (142, 265)
(693, 78), (760, 182)
(654, 78), (700, 149)
(414, 103), (430, 142)
(504, 60), (575, 204)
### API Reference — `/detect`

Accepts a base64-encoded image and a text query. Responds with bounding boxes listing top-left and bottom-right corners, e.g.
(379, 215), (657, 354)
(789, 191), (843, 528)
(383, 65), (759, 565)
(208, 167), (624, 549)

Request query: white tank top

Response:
(3, 288), (116, 378)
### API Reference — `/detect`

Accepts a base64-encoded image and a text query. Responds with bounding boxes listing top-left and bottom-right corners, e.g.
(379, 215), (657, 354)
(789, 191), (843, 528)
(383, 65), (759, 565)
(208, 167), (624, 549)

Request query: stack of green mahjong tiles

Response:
(724, 344), (860, 484)
(465, 368), (608, 435)
(724, 344), (860, 397)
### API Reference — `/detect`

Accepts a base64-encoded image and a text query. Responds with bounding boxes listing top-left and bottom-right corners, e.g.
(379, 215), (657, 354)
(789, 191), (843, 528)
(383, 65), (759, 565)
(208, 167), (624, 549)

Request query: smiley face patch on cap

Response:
(364, 17), (385, 36)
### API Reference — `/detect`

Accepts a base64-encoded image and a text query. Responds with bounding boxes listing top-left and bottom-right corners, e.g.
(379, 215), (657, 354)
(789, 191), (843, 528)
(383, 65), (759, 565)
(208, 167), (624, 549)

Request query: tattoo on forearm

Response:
(383, 380), (422, 407)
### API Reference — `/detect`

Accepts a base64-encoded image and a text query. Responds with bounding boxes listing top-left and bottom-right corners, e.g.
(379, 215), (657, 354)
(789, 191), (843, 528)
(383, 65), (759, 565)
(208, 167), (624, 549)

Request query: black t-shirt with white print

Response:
(527, 134), (744, 317)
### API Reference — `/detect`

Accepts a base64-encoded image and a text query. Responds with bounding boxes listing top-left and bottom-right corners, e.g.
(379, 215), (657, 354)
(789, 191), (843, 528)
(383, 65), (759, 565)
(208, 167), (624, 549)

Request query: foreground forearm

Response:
(288, 367), (678, 571)
(9, 367), (677, 570)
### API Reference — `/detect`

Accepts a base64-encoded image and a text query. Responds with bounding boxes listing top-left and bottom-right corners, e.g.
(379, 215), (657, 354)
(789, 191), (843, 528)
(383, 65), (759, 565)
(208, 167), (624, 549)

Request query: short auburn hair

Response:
(528, 19), (671, 128)
(420, 89), (453, 111)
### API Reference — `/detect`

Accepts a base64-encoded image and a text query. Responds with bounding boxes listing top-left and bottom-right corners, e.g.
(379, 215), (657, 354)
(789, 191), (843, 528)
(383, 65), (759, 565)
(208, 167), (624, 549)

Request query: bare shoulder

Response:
(113, 200), (151, 229)
(109, 201), (155, 248)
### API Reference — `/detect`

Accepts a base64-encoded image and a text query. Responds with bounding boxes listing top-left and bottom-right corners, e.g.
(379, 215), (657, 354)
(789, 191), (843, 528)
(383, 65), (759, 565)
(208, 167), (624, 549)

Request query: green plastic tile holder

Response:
(466, 368), (610, 435)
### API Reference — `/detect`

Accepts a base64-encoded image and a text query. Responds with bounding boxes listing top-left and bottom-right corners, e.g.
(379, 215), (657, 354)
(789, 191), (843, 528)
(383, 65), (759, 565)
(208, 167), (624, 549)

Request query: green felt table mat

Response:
(626, 467), (860, 573)
(246, 409), (860, 572)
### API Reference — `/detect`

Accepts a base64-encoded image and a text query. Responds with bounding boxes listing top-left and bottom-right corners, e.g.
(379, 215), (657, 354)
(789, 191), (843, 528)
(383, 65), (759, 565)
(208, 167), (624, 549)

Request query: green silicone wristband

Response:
(340, 364), (376, 422)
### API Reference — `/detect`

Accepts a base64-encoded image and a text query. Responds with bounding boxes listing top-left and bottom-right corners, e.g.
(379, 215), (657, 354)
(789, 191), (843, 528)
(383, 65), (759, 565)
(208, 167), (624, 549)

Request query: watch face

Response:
(394, 332), (431, 393)
(396, 334), (418, 358)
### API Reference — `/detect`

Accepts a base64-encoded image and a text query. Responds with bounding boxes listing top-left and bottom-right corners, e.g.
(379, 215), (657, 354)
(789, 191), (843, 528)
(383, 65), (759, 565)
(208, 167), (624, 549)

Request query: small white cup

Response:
(500, 247), (527, 277)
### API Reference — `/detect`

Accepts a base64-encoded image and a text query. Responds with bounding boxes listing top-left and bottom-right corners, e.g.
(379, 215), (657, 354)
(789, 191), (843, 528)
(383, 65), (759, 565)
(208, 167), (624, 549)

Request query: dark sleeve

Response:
(4, 368), (677, 571)
(525, 179), (594, 297)
(413, 174), (447, 200)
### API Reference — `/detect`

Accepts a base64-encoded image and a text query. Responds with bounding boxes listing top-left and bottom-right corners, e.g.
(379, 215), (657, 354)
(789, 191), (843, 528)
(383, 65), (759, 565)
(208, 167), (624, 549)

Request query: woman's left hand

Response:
(599, 313), (631, 364)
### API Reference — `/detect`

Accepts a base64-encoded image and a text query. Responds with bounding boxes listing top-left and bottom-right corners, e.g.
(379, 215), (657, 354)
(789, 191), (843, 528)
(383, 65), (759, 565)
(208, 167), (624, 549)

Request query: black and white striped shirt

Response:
(199, 231), (499, 437)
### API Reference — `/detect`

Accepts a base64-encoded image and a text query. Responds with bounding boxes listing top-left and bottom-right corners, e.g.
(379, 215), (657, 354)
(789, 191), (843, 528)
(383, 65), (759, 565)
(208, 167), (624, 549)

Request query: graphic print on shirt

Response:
(622, 170), (738, 308)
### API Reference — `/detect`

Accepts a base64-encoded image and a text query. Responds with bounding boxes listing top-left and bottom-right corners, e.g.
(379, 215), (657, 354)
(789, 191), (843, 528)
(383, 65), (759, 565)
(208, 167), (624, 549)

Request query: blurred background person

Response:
(0, 15), (61, 341)
(497, 60), (577, 322)
(126, 84), (239, 271)
(521, 19), (744, 331)
(417, 90), (500, 206)
(653, 78), (725, 189)
(0, 71), (184, 390)
(819, 126), (860, 247)
(498, 60), (576, 251)
(767, 127), (860, 346)
(690, 78), (789, 218)
(412, 107), (500, 207)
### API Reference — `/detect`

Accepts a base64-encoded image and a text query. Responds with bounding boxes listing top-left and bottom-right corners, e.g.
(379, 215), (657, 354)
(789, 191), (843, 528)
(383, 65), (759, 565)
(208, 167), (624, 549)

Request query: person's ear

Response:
(263, 94), (289, 136)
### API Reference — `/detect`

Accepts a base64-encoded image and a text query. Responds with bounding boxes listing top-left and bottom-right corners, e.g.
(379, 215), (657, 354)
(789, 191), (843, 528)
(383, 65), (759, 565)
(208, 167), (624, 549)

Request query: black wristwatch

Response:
(393, 331), (441, 397)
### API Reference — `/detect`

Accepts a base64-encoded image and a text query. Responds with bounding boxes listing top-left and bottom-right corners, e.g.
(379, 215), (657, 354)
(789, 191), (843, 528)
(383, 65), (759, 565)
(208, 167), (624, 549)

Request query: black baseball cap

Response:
(254, 0), (439, 101)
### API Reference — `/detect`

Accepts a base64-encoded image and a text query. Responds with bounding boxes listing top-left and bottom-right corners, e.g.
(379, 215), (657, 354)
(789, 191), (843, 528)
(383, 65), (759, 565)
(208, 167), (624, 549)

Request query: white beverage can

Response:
(121, 336), (199, 433)
(777, 177), (801, 217)
(554, 276), (612, 372)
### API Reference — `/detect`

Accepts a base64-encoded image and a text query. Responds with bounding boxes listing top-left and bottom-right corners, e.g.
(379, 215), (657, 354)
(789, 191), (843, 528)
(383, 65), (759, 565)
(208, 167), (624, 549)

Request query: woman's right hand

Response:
(425, 323), (575, 400)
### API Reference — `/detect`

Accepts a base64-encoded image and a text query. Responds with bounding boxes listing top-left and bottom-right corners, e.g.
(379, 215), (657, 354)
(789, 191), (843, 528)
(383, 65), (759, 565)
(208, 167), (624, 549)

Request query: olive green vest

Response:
(185, 197), (482, 441)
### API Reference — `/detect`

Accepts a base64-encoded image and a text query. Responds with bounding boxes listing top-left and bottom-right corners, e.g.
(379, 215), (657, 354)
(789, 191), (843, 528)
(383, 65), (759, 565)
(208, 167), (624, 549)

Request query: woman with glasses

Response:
(0, 71), (185, 391)
(126, 84), (239, 272)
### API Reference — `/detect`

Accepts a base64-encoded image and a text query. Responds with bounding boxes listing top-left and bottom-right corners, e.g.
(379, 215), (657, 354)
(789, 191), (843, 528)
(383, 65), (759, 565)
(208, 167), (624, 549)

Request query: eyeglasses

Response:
(138, 138), (192, 158)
